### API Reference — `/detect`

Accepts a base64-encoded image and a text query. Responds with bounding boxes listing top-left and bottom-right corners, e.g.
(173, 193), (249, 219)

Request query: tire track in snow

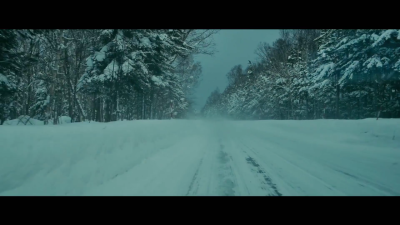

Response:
(185, 138), (217, 196)
(330, 168), (400, 195)
(235, 140), (283, 196)
(239, 140), (345, 195)
(245, 156), (282, 196)
(186, 158), (203, 196)
(216, 139), (237, 196)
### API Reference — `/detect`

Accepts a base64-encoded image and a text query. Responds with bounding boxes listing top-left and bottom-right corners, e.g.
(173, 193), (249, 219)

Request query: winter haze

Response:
(1, 29), (400, 196)
(193, 29), (280, 110)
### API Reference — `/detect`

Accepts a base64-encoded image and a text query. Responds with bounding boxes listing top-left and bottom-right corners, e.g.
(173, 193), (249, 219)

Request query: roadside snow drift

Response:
(0, 119), (399, 196)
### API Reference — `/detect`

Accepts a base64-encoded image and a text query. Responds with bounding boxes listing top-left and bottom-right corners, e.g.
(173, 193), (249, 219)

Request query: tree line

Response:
(202, 29), (400, 120)
(0, 29), (217, 125)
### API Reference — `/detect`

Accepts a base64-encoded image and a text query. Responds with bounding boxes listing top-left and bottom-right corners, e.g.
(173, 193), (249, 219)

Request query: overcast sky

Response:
(193, 30), (281, 111)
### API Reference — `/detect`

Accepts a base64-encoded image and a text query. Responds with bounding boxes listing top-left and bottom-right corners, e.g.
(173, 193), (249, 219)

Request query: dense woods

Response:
(2, 29), (399, 124)
(0, 29), (217, 125)
(202, 29), (400, 120)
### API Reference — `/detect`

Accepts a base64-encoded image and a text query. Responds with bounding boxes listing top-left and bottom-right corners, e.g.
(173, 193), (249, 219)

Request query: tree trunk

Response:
(336, 84), (340, 119)
(26, 70), (32, 115)
(305, 95), (309, 120)
(96, 96), (101, 122)
(67, 83), (73, 119)
(142, 93), (145, 119)
(376, 107), (381, 120)
(92, 94), (96, 121)
(105, 98), (111, 122)
(137, 92), (141, 120)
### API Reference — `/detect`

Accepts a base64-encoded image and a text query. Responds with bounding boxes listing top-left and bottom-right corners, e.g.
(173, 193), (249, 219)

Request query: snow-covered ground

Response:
(1, 118), (399, 196)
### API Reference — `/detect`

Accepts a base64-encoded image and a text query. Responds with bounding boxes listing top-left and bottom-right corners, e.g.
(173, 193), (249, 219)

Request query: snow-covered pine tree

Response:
(310, 29), (400, 119)
(0, 30), (24, 124)
(78, 29), (194, 121)
(29, 78), (50, 122)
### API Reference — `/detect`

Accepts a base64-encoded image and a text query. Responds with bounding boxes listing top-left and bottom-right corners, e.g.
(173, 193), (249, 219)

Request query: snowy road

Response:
(1, 119), (400, 196)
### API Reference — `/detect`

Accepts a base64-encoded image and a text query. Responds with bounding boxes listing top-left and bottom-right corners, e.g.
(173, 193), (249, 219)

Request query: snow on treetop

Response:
(336, 34), (367, 51)
(100, 44), (109, 52)
(275, 78), (286, 85)
(104, 60), (120, 79)
(122, 59), (134, 75)
(92, 74), (106, 82)
(115, 31), (125, 50)
(320, 79), (331, 87)
(158, 33), (168, 41)
(35, 85), (47, 95)
(101, 29), (113, 38)
(381, 57), (390, 66)
(151, 76), (166, 87)
(0, 73), (9, 83)
(372, 29), (398, 47)
(393, 59), (400, 72)
(371, 33), (380, 41)
(335, 37), (349, 49)
(364, 55), (383, 69)
(0, 73), (15, 91)
(95, 51), (106, 62)
(86, 57), (93, 68)
(140, 37), (152, 48)
(339, 61), (359, 86)
(298, 86), (309, 94)
(138, 61), (148, 75)
(313, 62), (334, 81)
(130, 52), (137, 60)
(93, 45), (110, 62)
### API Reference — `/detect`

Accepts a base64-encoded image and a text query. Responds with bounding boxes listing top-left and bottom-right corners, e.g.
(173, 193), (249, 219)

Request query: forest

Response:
(0, 29), (217, 124)
(2, 29), (400, 125)
(202, 29), (400, 120)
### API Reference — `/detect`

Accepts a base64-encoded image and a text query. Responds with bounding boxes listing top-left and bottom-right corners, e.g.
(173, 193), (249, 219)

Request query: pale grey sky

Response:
(193, 30), (281, 111)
